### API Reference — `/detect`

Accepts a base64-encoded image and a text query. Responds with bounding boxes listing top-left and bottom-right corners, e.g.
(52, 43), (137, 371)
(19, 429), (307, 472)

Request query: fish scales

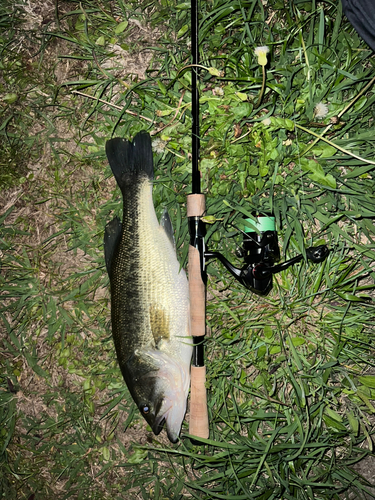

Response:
(112, 179), (186, 352)
(105, 131), (192, 443)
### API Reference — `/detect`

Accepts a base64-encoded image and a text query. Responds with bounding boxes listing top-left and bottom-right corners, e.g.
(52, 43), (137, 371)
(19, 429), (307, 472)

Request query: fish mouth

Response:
(152, 406), (180, 443)
(152, 416), (166, 436)
(153, 410), (180, 443)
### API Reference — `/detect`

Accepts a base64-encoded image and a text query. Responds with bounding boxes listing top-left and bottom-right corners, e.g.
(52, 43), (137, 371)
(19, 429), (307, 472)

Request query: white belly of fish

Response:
(137, 178), (192, 397)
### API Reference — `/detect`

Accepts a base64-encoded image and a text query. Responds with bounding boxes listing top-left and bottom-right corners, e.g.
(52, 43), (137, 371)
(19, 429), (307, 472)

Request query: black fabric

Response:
(341, 0), (375, 52)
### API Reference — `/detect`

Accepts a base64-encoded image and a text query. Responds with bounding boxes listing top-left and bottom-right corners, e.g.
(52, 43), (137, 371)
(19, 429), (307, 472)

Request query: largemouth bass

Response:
(104, 131), (192, 443)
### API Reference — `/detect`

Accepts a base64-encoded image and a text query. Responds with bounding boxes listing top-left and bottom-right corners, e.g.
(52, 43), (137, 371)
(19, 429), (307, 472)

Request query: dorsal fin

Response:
(104, 217), (122, 275)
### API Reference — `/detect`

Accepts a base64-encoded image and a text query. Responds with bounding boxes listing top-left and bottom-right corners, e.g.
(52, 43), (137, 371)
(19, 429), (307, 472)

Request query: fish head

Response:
(126, 349), (191, 443)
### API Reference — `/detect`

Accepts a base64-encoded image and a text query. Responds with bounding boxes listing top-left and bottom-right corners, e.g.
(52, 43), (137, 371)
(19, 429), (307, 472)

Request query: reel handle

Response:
(205, 245), (329, 296)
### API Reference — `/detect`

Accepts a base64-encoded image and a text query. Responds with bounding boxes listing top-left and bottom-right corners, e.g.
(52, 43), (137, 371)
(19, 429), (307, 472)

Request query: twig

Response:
(71, 90), (153, 122)
(295, 123), (375, 166)
(153, 90), (186, 134)
(231, 128), (251, 143)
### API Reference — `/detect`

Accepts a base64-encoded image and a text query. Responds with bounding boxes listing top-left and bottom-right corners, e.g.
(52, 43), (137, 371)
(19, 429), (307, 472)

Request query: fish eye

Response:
(140, 405), (150, 415)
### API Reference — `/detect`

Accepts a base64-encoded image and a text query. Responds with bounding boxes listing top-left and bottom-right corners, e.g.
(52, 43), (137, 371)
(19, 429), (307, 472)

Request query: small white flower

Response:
(314, 102), (328, 119)
(254, 46), (270, 66)
(152, 138), (167, 154)
(212, 86), (224, 96)
(262, 117), (272, 126)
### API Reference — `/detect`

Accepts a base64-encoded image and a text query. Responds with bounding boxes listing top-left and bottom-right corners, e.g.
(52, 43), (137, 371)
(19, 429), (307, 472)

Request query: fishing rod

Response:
(187, 0), (209, 439)
(186, 0), (330, 441)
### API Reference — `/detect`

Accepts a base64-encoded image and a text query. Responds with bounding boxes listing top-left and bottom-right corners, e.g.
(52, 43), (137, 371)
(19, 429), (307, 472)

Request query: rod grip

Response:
(187, 193), (205, 218)
(188, 245), (205, 337)
(189, 365), (209, 438)
(187, 193), (208, 439)
(188, 245), (208, 438)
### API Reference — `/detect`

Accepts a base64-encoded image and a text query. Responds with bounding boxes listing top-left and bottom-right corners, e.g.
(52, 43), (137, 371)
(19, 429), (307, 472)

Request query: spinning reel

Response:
(204, 214), (329, 296)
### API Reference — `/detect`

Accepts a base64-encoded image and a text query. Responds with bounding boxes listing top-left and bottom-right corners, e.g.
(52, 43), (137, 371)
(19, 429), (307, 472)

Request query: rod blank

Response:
(191, 0), (200, 194)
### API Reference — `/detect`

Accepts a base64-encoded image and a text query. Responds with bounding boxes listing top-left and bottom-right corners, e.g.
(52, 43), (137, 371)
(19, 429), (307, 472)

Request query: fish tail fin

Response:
(105, 131), (153, 191)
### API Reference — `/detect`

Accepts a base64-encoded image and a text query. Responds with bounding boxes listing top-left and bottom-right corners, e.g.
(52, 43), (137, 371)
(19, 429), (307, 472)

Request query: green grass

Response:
(1, 0), (375, 498)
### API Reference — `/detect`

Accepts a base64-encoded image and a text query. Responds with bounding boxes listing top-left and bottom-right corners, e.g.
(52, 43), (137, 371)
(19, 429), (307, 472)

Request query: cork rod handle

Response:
(187, 194), (209, 439)
(189, 365), (208, 438)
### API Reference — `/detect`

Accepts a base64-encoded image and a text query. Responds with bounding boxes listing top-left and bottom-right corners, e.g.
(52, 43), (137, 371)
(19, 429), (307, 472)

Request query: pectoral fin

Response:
(104, 217), (122, 275)
(149, 304), (170, 346)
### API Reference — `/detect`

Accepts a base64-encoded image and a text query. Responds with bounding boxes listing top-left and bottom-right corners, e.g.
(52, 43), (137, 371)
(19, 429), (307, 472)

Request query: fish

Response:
(104, 130), (192, 443)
